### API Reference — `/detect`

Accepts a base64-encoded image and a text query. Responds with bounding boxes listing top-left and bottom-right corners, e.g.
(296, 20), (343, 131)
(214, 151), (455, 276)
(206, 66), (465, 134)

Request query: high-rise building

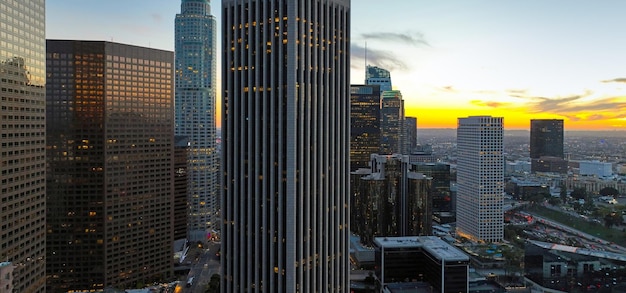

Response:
(404, 116), (417, 154)
(174, 136), (190, 241)
(365, 65), (392, 92)
(221, 0), (350, 291)
(352, 154), (432, 246)
(46, 40), (174, 291)
(380, 90), (404, 155)
(350, 84), (381, 171)
(175, 0), (218, 242)
(456, 116), (504, 243)
(530, 119), (565, 173)
(410, 163), (453, 223)
(0, 1), (46, 292)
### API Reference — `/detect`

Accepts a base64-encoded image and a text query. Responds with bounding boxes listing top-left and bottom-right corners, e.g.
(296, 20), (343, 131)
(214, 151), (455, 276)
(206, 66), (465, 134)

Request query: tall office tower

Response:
(175, 0), (218, 242)
(350, 84), (381, 171)
(365, 65), (392, 92)
(174, 136), (190, 241)
(221, 0), (350, 291)
(456, 116), (504, 243)
(380, 90), (404, 155)
(0, 1), (46, 292)
(530, 119), (565, 173)
(46, 40), (174, 291)
(404, 116), (417, 154)
(352, 154), (432, 246)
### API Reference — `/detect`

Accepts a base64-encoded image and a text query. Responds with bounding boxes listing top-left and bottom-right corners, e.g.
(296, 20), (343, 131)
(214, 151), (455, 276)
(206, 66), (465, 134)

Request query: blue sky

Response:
(47, 0), (626, 129)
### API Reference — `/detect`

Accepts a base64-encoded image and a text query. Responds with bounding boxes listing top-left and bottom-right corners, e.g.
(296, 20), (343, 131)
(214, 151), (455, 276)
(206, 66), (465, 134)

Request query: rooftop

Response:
(374, 236), (469, 262)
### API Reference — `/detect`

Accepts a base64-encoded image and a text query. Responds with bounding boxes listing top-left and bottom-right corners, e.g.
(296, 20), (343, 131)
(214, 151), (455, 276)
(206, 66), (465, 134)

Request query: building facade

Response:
(221, 0), (350, 291)
(352, 154), (432, 246)
(374, 236), (469, 293)
(403, 116), (417, 154)
(365, 65), (392, 92)
(380, 90), (404, 155)
(530, 119), (565, 173)
(350, 84), (381, 171)
(46, 40), (174, 291)
(175, 0), (218, 242)
(0, 1), (47, 292)
(174, 136), (189, 241)
(456, 116), (504, 243)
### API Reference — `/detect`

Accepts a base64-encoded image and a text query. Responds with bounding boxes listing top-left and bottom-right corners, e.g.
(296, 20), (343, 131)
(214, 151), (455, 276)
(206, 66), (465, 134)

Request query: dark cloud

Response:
(361, 32), (429, 47)
(351, 43), (407, 71)
(602, 78), (626, 83)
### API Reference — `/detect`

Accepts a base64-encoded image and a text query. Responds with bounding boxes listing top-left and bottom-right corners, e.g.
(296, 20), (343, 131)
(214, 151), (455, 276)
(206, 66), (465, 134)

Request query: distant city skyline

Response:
(47, 0), (626, 130)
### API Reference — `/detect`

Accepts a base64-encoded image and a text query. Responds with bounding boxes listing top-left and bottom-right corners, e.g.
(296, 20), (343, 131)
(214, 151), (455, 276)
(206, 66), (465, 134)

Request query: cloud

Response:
(151, 13), (163, 24)
(351, 43), (407, 71)
(602, 78), (626, 83)
(470, 100), (513, 108)
(360, 32), (430, 47)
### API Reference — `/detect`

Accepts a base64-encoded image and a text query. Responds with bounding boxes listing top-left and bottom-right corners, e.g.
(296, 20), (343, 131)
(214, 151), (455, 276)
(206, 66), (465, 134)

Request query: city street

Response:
(175, 242), (221, 293)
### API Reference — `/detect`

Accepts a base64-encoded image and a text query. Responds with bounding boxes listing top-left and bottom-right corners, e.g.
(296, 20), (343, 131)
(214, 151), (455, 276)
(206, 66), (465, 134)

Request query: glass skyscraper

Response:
(0, 1), (46, 292)
(380, 90), (404, 155)
(350, 84), (381, 171)
(46, 40), (174, 291)
(175, 0), (218, 242)
(221, 0), (351, 291)
(456, 116), (504, 243)
(365, 65), (392, 92)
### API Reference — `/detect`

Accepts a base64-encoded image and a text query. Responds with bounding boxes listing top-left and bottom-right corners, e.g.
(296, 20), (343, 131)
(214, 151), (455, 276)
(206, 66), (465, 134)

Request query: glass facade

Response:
(175, 0), (218, 242)
(380, 90), (404, 155)
(350, 84), (381, 171)
(46, 40), (174, 291)
(0, 1), (47, 292)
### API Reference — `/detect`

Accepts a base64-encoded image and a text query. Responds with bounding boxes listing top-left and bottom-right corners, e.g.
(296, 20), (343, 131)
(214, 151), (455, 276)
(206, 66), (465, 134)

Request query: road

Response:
(175, 242), (221, 292)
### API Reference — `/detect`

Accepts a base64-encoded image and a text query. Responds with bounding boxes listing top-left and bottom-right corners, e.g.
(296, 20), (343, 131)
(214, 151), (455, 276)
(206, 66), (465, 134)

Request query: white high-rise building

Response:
(221, 0), (351, 291)
(175, 0), (218, 242)
(456, 116), (504, 243)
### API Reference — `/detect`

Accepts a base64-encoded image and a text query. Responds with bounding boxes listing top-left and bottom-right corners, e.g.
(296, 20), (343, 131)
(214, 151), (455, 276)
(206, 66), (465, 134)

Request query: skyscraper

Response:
(404, 116), (417, 154)
(46, 40), (174, 291)
(365, 65), (392, 92)
(530, 119), (565, 173)
(221, 0), (350, 291)
(352, 154), (432, 246)
(175, 0), (218, 242)
(456, 116), (504, 243)
(380, 90), (404, 155)
(350, 84), (381, 171)
(0, 1), (46, 292)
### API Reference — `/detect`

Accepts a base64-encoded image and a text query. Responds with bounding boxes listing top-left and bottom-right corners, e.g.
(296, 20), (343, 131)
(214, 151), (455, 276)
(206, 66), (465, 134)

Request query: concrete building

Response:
(0, 1), (46, 292)
(374, 236), (470, 293)
(175, 0), (218, 242)
(579, 160), (613, 177)
(0, 262), (15, 293)
(221, 0), (351, 291)
(46, 40), (174, 291)
(456, 116), (504, 243)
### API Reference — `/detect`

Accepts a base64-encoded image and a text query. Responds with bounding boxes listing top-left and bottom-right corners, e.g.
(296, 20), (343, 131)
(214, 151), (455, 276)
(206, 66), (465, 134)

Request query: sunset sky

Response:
(47, 0), (626, 130)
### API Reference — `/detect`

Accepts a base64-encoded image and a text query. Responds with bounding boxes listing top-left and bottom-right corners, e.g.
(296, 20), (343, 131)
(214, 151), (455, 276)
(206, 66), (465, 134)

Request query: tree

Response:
(570, 187), (587, 200)
(600, 187), (620, 197)
(560, 184), (568, 203)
